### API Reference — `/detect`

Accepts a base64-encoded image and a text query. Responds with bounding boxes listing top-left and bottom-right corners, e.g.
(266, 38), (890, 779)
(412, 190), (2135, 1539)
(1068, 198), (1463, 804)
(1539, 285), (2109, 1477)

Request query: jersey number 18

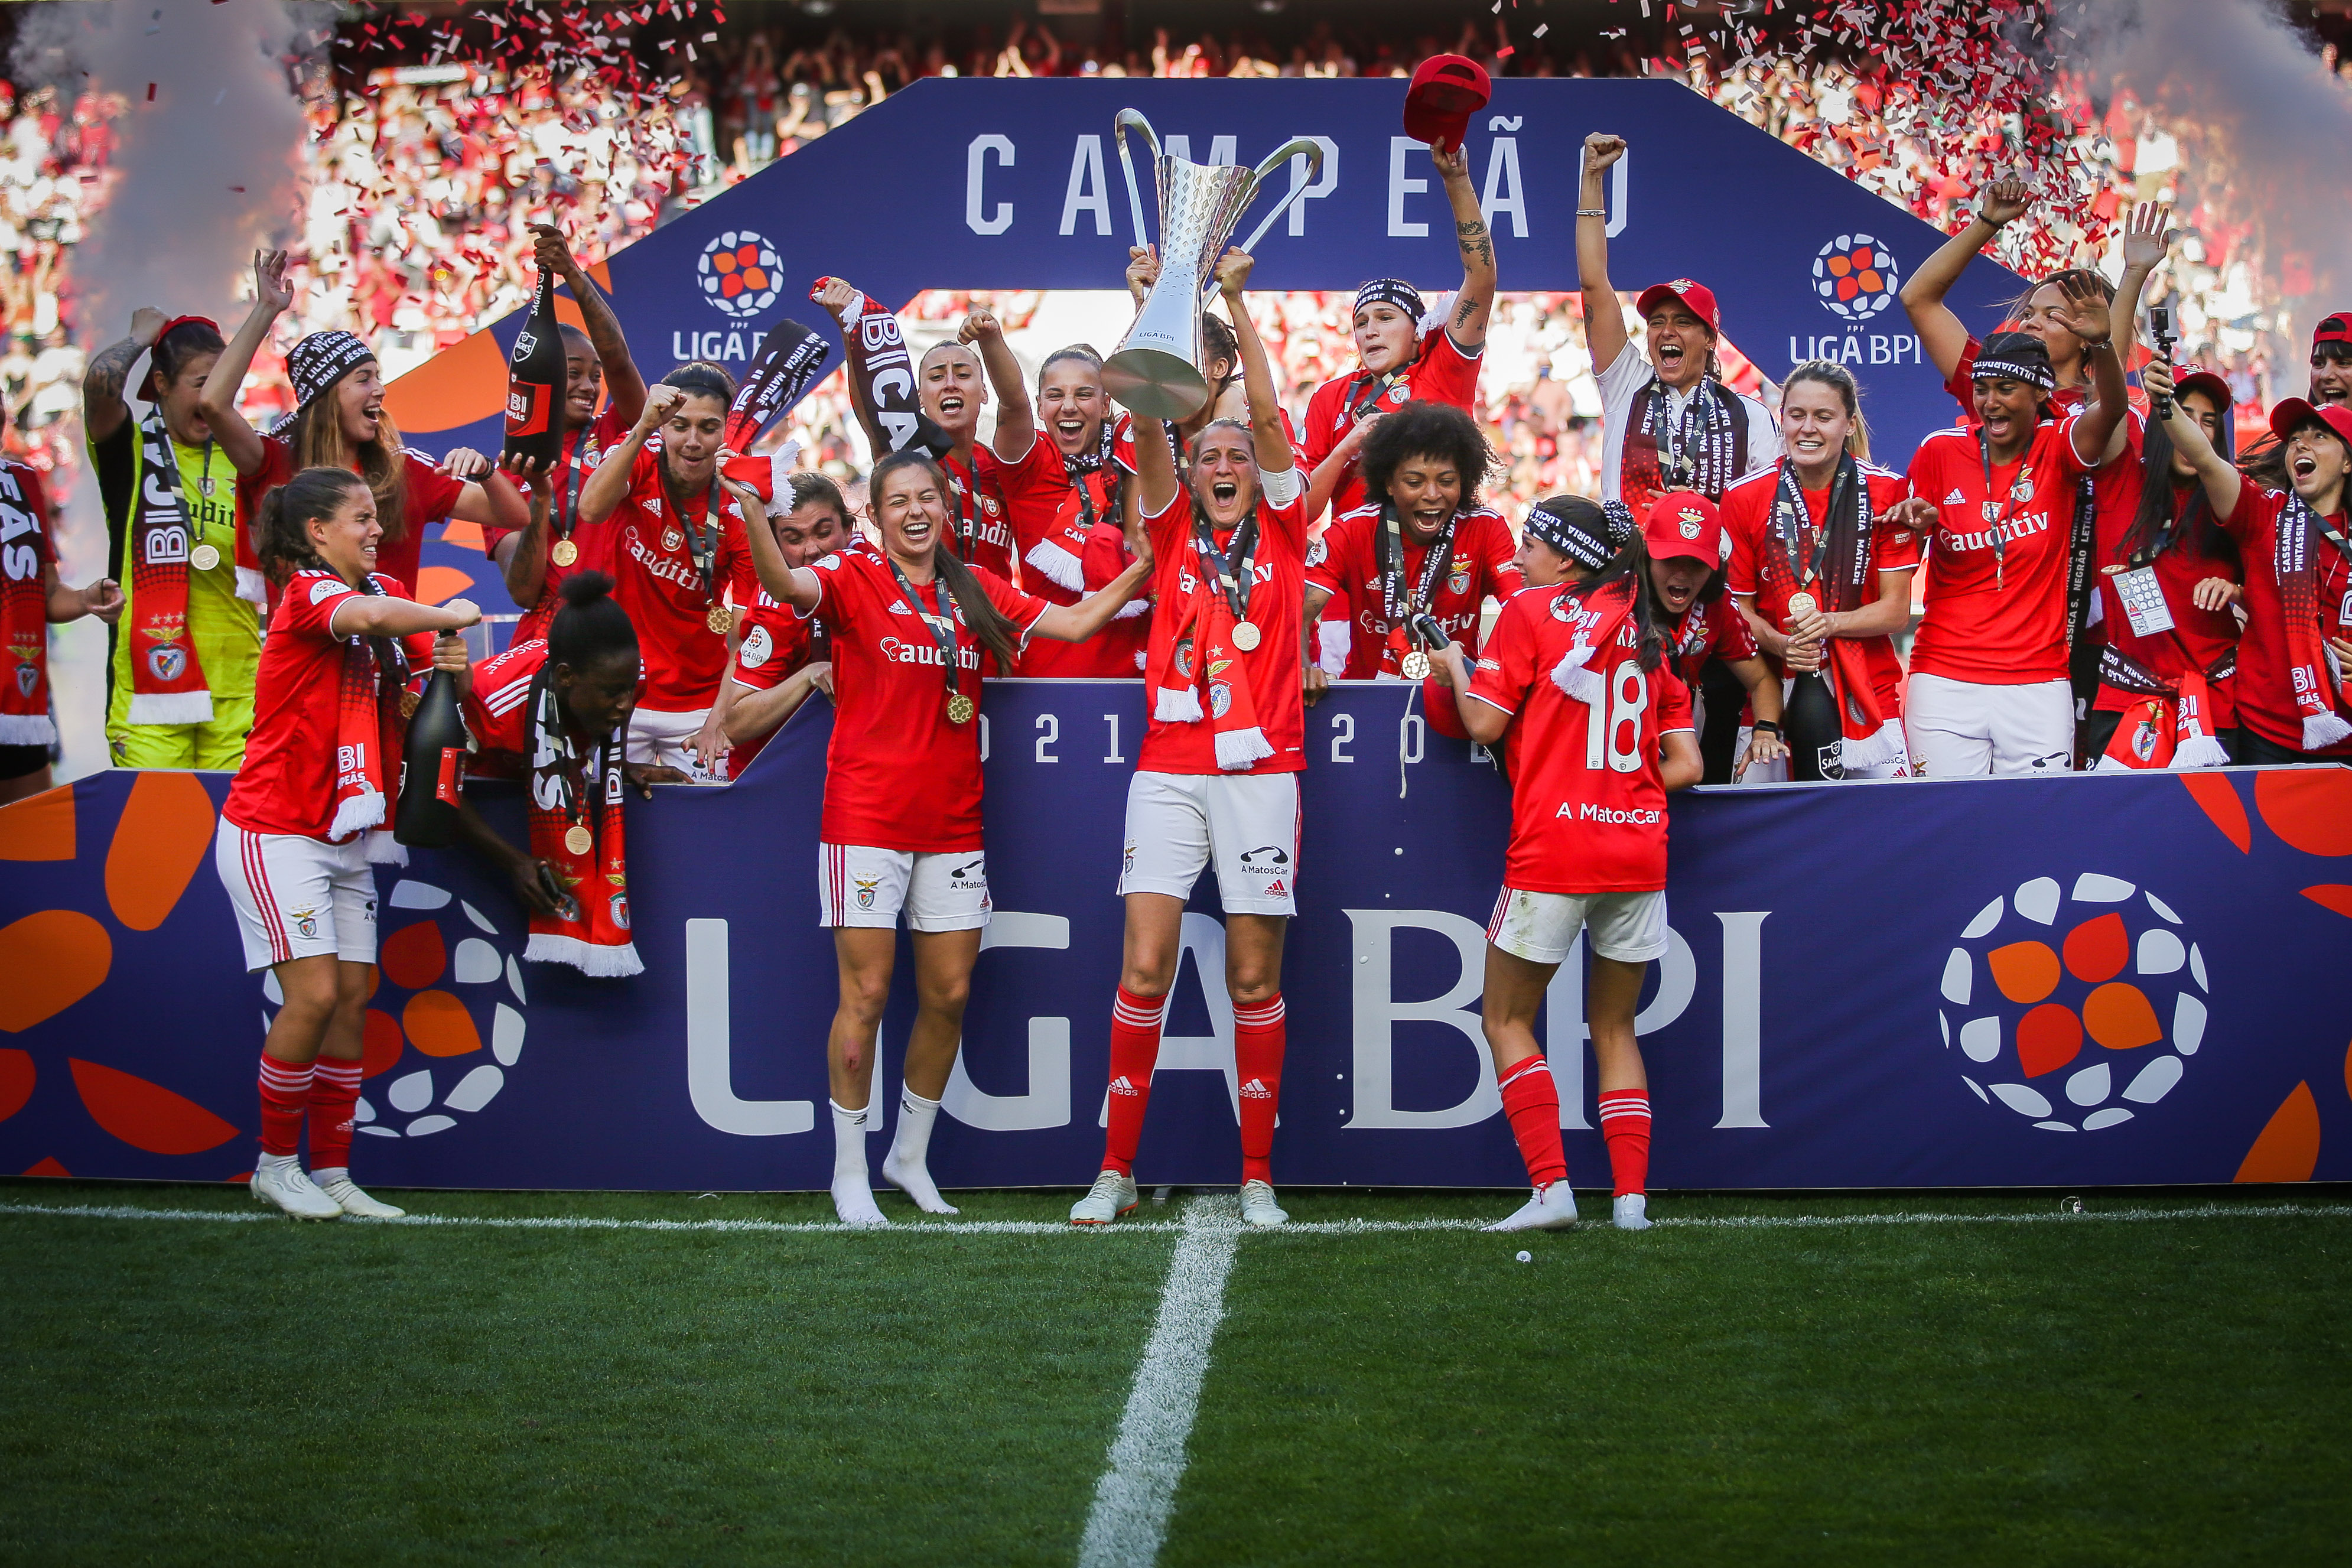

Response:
(1576, 662), (1649, 774)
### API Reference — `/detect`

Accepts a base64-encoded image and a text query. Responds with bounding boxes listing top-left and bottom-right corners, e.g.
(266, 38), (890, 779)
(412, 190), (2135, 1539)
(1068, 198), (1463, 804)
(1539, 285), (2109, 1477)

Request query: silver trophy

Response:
(1105, 110), (1325, 420)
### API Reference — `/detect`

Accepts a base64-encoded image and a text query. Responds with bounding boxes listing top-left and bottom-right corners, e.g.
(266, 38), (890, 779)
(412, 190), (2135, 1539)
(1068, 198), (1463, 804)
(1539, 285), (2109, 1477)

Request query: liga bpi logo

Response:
(1938, 873), (2207, 1132)
(1813, 233), (1899, 321)
(698, 229), (782, 318)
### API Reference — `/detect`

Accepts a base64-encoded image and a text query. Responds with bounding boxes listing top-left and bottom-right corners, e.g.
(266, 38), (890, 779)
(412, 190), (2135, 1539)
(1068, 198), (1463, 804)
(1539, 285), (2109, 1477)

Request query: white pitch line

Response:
(0, 1202), (1180, 1235)
(1261, 1202), (2352, 1234)
(1076, 1194), (1242, 1568)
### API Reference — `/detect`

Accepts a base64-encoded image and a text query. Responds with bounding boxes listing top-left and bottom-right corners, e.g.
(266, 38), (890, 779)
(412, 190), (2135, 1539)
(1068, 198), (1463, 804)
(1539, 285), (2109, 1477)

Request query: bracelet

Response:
(1577, 209), (1606, 217)
(1751, 720), (1782, 736)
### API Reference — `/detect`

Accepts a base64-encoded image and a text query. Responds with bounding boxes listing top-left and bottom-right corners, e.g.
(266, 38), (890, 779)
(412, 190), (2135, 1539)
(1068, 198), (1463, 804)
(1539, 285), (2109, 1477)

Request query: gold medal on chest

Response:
(1229, 620), (1261, 652)
(551, 538), (578, 567)
(1400, 649), (1430, 681)
(946, 693), (976, 726)
(707, 603), (735, 636)
(188, 544), (220, 572)
(1785, 590), (1819, 623)
(564, 824), (593, 857)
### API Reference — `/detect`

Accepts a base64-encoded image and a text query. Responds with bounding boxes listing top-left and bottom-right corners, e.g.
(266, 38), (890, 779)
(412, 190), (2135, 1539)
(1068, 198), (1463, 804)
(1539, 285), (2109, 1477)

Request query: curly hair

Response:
(1356, 401), (1496, 515)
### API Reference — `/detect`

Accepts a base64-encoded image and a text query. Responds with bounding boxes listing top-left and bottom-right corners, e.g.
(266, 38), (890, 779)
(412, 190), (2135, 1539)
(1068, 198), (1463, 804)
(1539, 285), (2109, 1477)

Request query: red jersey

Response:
(2090, 473), (2242, 724)
(1137, 471), (1310, 776)
(2223, 477), (2352, 756)
(1468, 584), (1696, 895)
(1301, 330), (1482, 519)
(938, 445), (1018, 583)
(0, 461), (54, 731)
(239, 437), (465, 614)
(483, 406), (629, 643)
(1720, 460), (1920, 707)
(1081, 517), (1151, 675)
(723, 588), (825, 776)
(225, 570), (432, 840)
(1906, 416), (2097, 685)
(810, 541), (1050, 852)
(1661, 593), (1759, 689)
(996, 427), (1134, 676)
(581, 444), (758, 714)
(1304, 504), (1521, 679)
(459, 635), (549, 778)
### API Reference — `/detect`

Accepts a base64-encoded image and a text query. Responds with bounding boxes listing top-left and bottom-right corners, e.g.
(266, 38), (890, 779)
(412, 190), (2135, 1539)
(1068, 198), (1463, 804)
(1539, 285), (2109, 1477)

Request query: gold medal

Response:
(399, 690), (420, 720)
(1229, 620), (1261, 652)
(946, 692), (975, 726)
(1401, 650), (1430, 681)
(551, 538), (578, 567)
(707, 604), (734, 636)
(564, 824), (593, 857)
(188, 544), (220, 572)
(1785, 590), (1818, 625)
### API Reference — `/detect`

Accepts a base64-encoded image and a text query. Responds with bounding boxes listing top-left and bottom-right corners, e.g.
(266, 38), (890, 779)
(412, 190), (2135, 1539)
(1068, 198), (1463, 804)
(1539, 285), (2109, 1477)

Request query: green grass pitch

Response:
(1, 1181), (2347, 1566)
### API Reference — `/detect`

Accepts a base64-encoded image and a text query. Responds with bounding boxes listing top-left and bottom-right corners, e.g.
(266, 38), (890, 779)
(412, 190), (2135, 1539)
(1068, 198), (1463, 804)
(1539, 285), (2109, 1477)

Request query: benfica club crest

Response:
(147, 643), (187, 683)
(1678, 507), (1705, 541)
(14, 663), (34, 697)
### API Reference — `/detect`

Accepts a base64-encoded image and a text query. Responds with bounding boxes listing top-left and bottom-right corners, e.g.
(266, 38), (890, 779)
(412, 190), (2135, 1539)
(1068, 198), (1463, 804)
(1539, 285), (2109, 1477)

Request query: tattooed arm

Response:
(1434, 141), (1494, 352)
(83, 308), (165, 445)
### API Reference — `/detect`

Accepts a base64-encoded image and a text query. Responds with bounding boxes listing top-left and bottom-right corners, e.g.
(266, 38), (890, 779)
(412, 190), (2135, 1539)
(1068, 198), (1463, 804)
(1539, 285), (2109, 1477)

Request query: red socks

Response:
(257, 1055), (313, 1158)
(1599, 1088), (1652, 1197)
(1497, 1056), (1567, 1189)
(308, 1059), (364, 1172)
(1232, 994), (1286, 1186)
(1102, 985), (1167, 1177)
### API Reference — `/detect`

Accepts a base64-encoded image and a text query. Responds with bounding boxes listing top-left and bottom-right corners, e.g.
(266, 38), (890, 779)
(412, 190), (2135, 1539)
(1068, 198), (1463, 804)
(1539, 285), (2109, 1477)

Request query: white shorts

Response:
(1118, 769), (1299, 916)
(214, 820), (379, 972)
(819, 842), (991, 932)
(1486, 886), (1668, 966)
(627, 705), (723, 781)
(1904, 673), (2074, 778)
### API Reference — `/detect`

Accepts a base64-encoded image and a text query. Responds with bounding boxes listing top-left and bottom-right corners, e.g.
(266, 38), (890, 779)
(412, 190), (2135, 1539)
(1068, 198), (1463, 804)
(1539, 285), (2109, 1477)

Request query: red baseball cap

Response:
(2169, 362), (2232, 413)
(2312, 313), (2351, 350)
(2269, 397), (2352, 450)
(1635, 279), (1722, 336)
(1642, 489), (1723, 566)
(1403, 54), (1490, 153)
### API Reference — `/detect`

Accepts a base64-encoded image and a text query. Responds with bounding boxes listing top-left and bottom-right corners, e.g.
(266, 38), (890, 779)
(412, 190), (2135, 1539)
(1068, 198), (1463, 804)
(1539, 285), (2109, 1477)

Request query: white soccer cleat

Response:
(1613, 1193), (1653, 1231)
(315, 1173), (406, 1219)
(249, 1155), (343, 1221)
(1239, 1179), (1289, 1228)
(1069, 1169), (1138, 1225)
(1484, 1181), (1580, 1232)
(831, 1177), (890, 1228)
(881, 1151), (960, 1216)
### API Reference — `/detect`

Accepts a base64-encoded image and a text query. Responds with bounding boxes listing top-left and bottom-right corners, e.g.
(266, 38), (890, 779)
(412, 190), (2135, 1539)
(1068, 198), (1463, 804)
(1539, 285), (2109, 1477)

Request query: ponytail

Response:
(255, 467), (369, 583)
(1559, 533), (1671, 675)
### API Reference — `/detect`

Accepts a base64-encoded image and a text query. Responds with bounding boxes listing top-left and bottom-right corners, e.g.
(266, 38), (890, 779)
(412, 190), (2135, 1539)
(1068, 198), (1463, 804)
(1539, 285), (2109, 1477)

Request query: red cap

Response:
(1403, 54), (1491, 153)
(2269, 397), (2352, 451)
(2170, 362), (2232, 414)
(136, 314), (223, 401)
(1634, 279), (1722, 336)
(2312, 313), (2351, 349)
(1642, 489), (1723, 566)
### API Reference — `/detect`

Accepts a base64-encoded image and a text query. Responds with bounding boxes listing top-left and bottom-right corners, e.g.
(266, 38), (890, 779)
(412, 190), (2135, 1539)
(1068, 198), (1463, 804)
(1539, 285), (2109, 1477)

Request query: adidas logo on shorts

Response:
(1109, 1075), (1142, 1097)
(1240, 1077), (1273, 1099)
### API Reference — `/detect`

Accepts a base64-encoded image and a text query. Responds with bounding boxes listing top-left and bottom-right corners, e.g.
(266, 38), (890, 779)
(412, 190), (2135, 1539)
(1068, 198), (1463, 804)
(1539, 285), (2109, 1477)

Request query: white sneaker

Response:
(1484, 1181), (1579, 1232)
(832, 1177), (890, 1227)
(1239, 1179), (1288, 1227)
(1069, 1169), (1138, 1225)
(249, 1155), (342, 1221)
(315, 1172), (405, 1219)
(1613, 1193), (1653, 1231)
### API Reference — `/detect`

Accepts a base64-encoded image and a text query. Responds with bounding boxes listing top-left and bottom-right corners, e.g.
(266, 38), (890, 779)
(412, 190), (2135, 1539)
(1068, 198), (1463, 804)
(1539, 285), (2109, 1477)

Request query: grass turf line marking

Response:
(0, 1203), (1180, 1235)
(1267, 1203), (2352, 1234)
(1077, 1194), (1242, 1568)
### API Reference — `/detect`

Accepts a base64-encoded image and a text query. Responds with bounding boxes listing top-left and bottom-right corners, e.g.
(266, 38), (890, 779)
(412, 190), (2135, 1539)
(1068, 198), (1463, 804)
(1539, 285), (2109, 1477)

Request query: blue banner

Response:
(4, 683), (2347, 1191)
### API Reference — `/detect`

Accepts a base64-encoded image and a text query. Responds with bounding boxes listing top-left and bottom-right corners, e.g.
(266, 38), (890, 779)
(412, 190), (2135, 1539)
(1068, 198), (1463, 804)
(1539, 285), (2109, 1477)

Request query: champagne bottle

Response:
(395, 666), (468, 848)
(1782, 669), (1844, 781)
(500, 269), (565, 472)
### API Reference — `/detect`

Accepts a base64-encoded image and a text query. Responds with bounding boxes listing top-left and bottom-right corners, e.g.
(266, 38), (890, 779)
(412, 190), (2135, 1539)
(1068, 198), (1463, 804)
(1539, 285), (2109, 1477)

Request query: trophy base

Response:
(1105, 347), (1210, 421)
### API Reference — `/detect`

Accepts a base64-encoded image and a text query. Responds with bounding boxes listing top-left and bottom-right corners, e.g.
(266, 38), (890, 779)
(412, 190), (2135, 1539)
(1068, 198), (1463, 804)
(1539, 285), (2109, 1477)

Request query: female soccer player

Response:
(486, 224), (649, 644)
(1431, 499), (1707, 1232)
(2158, 390), (2352, 762)
(202, 249), (528, 607)
(1071, 249), (1307, 1231)
(0, 439), (120, 803)
(575, 365), (760, 775)
(741, 450), (1148, 1226)
(696, 472), (850, 778)
(1720, 360), (1932, 780)
(993, 343), (1145, 676)
(1901, 307), (2129, 776)
(214, 467), (480, 1220)
(1300, 138), (1495, 524)
(83, 310), (257, 768)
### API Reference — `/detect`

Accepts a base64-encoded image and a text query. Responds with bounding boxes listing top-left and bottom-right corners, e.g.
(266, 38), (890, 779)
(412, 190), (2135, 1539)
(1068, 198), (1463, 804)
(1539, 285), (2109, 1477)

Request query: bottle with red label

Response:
(500, 268), (565, 472)
(395, 665), (469, 848)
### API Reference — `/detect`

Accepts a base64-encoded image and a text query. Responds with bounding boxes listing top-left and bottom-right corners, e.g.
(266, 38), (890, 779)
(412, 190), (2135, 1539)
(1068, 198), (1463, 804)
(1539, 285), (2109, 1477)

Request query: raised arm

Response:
(2147, 362), (2242, 518)
(533, 224), (644, 429)
(962, 306), (1028, 445)
(1899, 180), (2030, 383)
(83, 308), (164, 445)
(197, 249), (294, 477)
(720, 470), (822, 609)
(1576, 134), (1630, 380)
(439, 446), (531, 536)
(1219, 250), (1287, 471)
(1031, 555), (1151, 642)
(578, 385), (675, 526)
(1434, 141), (1494, 352)
(500, 483), (552, 609)
(2054, 276), (2128, 466)
(815, 276), (892, 458)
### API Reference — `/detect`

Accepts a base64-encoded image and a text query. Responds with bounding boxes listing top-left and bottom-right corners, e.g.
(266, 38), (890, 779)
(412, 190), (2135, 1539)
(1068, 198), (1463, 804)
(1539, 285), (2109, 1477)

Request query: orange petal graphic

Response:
(68, 1059), (239, 1154)
(379, 920), (447, 992)
(440, 519), (485, 552)
(2255, 769), (2352, 858)
(380, 324), (504, 434)
(401, 990), (482, 1058)
(413, 565), (476, 606)
(0, 1047), (32, 1121)
(22, 1156), (68, 1177)
(2181, 773), (2250, 853)
(2062, 912), (2130, 983)
(105, 772), (216, 932)
(2236, 1081), (2320, 1183)
(2303, 886), (2352, 919)
(361, 1008), (405, 1078)
(2017, 1003), (2083, 1078)
(0, 784), (74, 860)
(1988, 941), (2061, 1004)
(2083, 983), (2164, 1049)
(0, 910), (111, 1032)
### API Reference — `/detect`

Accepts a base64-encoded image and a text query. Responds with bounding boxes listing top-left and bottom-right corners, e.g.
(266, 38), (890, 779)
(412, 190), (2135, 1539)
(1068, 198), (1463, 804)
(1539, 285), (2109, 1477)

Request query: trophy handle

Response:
(1206, 138), (1327, 301)
(1112, 109), (1160, 253)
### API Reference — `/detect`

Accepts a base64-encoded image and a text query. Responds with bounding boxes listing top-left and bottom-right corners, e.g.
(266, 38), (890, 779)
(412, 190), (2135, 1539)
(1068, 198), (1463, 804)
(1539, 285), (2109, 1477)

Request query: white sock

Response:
(255, 1152), (298, 1175)
(881, 1088), (958, 1215)
(830, 1098), (871, 1184)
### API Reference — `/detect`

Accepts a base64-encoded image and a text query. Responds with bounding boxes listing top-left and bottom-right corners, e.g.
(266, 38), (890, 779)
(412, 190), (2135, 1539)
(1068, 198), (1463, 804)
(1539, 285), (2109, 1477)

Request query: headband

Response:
(287, 330), (376, 416)
(1354, 278), (1425, 321)
(1524, 499), (1618, 571)
(1970, 356), (2056, 391)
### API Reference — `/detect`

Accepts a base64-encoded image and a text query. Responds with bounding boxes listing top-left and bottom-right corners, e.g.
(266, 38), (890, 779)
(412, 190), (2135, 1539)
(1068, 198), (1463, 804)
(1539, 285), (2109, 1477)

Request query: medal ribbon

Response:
(663, 457), (728, 613)
(1189, 501), (1261, 625)
(1378, 502), (1458, 653)
(886, 554), (972, 723)
(1974, 428), (2032, 588)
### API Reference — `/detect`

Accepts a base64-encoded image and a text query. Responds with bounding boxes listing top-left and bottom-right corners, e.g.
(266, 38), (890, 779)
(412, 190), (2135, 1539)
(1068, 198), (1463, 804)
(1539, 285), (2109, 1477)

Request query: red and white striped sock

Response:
(1497, 1056), (1568, 1190)
(1233, 993), (1286, 1186)
(257, 1055), (313, 1159)
(1102, 985), (1167, 1177)
(307, 1059), (364, 1174)
(1598, 1088), (1652, 1197)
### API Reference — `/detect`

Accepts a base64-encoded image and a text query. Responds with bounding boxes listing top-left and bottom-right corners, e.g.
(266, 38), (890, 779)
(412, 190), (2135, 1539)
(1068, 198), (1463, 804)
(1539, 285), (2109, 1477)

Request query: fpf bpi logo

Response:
(1938, 873), (2207, 1132)
(1812, 232), (1899, 321)
(698, 229), (783, 319)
